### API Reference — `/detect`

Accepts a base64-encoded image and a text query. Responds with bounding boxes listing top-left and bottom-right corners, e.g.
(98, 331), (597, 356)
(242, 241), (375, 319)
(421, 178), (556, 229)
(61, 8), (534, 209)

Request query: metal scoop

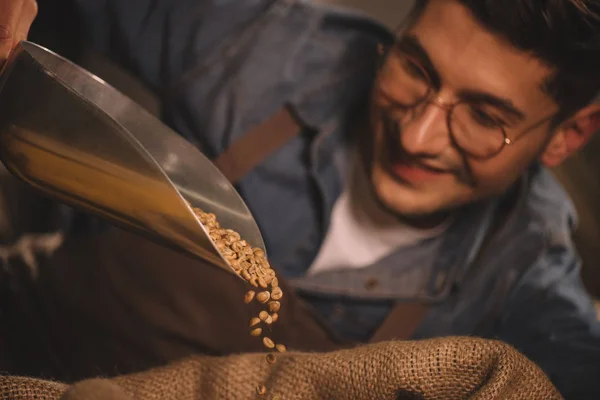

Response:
(0, 41), (266, 275)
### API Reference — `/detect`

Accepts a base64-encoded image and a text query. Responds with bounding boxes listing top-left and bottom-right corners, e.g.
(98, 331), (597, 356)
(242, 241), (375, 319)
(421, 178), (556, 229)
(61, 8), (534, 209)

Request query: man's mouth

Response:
(383, 150), (450, 185)
(386, 159), (448, 184)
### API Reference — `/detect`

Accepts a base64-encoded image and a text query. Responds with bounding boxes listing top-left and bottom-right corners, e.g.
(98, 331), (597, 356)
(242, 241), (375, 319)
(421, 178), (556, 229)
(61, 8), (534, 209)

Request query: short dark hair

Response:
(410, 0), (600, 123)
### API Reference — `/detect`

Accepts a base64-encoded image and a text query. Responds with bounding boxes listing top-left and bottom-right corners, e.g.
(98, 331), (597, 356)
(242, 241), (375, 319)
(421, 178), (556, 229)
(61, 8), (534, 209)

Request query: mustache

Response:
(380, 110), (478, 187)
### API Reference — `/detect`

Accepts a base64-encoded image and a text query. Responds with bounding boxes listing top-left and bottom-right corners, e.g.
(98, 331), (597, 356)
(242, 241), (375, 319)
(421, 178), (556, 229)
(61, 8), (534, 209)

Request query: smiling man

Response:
(3, 0), (600, 398)
(370, 1), (597, 221)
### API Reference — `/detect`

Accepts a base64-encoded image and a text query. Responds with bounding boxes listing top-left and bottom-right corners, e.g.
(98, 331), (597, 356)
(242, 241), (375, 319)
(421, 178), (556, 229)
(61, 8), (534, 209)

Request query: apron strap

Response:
(212, 106), (302, 183)
(368, 191), (515, 343)
(369, 303), (430, 343)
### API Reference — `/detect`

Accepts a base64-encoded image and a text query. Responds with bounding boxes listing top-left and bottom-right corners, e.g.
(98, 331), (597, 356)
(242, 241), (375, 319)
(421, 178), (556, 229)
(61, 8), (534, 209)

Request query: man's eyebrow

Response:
(396, 34), (441, 88)
(395, 34), (527, 122)
(458, 91), (526, 121)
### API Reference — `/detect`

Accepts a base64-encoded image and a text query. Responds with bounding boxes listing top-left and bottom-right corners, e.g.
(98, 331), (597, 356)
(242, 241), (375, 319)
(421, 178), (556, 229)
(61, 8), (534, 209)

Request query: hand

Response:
(0, 0), (37, 64)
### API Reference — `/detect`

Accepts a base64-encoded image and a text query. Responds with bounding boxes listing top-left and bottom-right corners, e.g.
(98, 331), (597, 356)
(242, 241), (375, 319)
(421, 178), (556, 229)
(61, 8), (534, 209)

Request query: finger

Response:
(12, 0), (37, 49)
(0, 0), (24, 62)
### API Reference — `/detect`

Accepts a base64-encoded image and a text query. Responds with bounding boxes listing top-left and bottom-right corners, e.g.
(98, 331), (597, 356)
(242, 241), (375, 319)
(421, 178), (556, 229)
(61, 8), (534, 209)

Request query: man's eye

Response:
(469, 107), (503, 128)
(400, 57), (428, 81)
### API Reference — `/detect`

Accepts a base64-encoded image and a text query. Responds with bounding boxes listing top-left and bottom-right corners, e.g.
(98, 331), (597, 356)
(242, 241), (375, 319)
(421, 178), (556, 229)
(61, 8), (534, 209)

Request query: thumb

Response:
(0, 0), (38, 65)
(12, 0), (37, 52)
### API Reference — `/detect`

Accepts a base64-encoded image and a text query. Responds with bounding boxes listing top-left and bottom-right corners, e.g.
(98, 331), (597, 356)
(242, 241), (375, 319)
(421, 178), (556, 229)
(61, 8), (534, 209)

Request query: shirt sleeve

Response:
(495, 245), (600, 399)
(67, 0), (277, 93)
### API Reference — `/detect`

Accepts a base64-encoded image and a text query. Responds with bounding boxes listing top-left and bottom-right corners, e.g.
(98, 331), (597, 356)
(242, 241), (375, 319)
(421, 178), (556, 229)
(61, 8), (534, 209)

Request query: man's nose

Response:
(399, 102), (451, 156)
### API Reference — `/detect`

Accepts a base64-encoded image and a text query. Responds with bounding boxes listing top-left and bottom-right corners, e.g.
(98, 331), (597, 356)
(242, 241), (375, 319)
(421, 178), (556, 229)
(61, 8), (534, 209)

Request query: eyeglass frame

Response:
(376, 43), (558, 160)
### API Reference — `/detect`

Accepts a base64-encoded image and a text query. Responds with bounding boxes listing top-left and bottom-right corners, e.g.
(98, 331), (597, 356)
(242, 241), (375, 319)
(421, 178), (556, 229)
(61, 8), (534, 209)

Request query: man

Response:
(1, 0), (599, 398)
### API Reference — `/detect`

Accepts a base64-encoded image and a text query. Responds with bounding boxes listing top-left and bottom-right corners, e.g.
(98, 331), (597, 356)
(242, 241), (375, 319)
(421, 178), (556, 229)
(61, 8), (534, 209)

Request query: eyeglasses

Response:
(377, 45), (555, 160)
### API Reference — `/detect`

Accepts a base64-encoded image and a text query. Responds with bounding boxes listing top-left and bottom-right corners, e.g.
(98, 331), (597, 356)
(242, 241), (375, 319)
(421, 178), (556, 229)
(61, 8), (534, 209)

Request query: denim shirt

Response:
(70, 0), (600, 397)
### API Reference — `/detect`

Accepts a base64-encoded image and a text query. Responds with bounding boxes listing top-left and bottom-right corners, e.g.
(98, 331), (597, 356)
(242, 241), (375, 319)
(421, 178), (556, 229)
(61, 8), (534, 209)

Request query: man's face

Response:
(368, 0), (559, 221)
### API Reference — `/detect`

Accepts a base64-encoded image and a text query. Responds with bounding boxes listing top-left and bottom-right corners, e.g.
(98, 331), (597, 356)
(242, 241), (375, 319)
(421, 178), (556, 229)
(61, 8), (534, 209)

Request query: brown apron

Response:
(1, 106), (429, 382)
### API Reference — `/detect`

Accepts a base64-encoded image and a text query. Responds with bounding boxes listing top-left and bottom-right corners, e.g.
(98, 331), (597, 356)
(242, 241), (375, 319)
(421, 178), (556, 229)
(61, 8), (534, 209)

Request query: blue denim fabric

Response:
(70, 0), (600, 397)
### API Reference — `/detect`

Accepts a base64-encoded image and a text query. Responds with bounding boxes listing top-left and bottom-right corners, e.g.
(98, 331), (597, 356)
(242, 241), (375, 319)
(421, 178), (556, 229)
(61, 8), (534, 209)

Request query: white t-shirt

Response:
(307, 157), (451, 276)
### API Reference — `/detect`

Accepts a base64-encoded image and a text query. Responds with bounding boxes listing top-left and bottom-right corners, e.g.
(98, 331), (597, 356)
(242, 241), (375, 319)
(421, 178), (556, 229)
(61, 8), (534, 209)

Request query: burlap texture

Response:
(0, 337), (563, 399)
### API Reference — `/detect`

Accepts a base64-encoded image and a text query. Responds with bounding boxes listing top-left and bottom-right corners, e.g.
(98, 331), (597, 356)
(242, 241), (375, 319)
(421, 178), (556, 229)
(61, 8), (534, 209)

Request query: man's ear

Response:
(541, 104), (600, 167)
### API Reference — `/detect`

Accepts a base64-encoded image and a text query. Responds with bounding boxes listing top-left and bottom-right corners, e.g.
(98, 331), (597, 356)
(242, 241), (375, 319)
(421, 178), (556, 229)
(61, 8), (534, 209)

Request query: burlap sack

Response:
(0, 336), (562, 399)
